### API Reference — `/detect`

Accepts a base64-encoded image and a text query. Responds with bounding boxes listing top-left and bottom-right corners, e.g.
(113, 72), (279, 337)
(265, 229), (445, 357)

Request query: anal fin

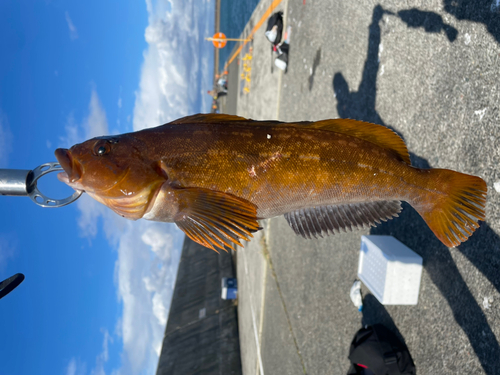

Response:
(284, 201), (402, 239)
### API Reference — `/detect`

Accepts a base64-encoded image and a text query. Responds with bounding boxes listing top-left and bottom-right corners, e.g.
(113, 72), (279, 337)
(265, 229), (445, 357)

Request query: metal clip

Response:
(0, 162), (83, 208)
(28, 162), (83, 207)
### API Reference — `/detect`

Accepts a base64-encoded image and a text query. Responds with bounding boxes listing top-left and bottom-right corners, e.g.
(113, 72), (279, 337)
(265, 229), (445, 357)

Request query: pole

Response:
(205, 37), (251, 42)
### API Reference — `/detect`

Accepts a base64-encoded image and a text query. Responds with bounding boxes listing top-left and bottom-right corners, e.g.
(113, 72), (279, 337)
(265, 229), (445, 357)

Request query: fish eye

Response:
(93, 141), (111, 157)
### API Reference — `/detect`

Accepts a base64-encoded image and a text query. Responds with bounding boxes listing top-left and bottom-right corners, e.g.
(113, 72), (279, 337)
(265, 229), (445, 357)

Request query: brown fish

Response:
(55, 114), (487, 250)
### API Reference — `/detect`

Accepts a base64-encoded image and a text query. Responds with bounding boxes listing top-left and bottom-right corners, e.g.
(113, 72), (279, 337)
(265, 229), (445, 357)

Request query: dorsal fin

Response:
(168, 114), (411, 165)
(307, 119), (411, 165)
(170, 113), (252, 124)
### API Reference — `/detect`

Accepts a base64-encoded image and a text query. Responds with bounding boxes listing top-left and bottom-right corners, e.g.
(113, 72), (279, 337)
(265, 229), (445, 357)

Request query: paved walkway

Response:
(225, 1), (500, 374)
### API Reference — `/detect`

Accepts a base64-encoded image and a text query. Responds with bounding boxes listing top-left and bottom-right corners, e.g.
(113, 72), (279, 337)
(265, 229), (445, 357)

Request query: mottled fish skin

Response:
(55, 114), (487, 250)
(137, 123), (411, 219)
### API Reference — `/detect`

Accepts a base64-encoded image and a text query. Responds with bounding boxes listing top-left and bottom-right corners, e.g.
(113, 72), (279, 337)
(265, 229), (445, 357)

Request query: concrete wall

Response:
(156, 237), (242, 375)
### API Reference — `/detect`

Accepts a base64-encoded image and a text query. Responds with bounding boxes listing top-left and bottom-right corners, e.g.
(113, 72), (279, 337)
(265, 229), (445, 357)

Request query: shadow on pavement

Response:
(398, 8), (458, 41)
(333, 5), (388, 127)
(444, 0), (500, 44)
(308, 48), (322, 91)
(370, 198), (500, 375)
(361, 294), (408, 347)
(331, 4), (500, 373)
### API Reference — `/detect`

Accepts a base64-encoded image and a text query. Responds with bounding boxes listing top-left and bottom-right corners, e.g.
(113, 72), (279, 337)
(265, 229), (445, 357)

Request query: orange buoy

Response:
(212, 32), (227, 48)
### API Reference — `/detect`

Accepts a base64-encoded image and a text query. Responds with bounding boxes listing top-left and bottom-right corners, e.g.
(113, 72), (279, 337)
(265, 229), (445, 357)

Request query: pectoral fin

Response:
(173, 187), (261, 252)
(284, 201), (402, 239)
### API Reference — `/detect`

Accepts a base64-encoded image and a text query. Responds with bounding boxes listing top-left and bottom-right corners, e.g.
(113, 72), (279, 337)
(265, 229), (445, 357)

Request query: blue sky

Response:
(0, 1), (214, 374)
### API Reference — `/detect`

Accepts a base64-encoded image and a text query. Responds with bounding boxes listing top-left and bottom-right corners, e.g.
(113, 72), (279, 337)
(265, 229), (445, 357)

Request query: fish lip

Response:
(57, 171), (70, 184)
(55, 148), (82, 183)
(56, 171), (85, 191)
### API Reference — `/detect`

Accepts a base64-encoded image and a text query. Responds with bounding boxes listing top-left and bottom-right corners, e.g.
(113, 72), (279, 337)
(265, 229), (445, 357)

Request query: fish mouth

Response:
(54, 148), (83, 184)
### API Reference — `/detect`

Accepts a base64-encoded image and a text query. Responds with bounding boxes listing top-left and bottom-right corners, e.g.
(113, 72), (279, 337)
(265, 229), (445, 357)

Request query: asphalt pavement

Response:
(225, 1), (500, 374)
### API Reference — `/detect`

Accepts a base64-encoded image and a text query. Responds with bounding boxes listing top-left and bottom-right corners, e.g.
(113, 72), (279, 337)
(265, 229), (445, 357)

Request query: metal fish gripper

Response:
(0, 162), (82, 208)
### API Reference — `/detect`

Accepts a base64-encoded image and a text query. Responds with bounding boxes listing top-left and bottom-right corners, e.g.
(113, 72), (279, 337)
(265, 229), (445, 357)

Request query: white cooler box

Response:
(358, 235), (423, 305)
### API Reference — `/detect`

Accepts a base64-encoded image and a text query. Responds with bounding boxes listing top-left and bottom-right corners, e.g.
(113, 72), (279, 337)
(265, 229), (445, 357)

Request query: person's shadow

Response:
(332, 5), (500, 373)
(333, 5), (388, 127)
(398, 8), (458, 41)
(444, 0), (500, 44)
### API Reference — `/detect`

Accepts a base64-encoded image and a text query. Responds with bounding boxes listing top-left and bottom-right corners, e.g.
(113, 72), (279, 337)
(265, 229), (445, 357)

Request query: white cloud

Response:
(113, 221), (183, 374)
(0, 110), (13, 168)
(117, 0), (214, 370)
(70, 193), (183, 375)
(59, 88), (119, 242)
(0, 235), (16, 272)
(90, 329), (113, 375)
(102, 329), (112, 362)
(66, 359), (77, 375)
(132, 0), (214, 131)
(59, 2), (214, 374)
(66, 358), (87, 375)
(65, 328), (114, 375)
(59, 82), (183, 373)
(65, 11), (79, 40)
(76, 194), (129, 243)
(66, 359), (76, 375)
(65, 213), (183, 375)
(117, 85), (123, 110)
(59, 87), (110, 149)
(112, 3), (216, 364)
(86, 89), (109, 139)
(60, 113), (80, 148)
(75, 195), (103, 239)
(60, 89), (109, 238)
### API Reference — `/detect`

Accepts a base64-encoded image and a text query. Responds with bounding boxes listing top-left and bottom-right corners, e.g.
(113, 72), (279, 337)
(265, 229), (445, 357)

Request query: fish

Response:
(54, 114), (487, 251)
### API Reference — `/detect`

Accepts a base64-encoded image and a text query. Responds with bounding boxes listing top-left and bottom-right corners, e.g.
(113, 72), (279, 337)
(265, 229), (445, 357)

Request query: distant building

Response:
(156, 236), (242, 375)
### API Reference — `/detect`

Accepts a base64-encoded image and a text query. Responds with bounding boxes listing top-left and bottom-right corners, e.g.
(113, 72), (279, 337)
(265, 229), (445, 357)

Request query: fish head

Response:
(55, 134), (166, 219)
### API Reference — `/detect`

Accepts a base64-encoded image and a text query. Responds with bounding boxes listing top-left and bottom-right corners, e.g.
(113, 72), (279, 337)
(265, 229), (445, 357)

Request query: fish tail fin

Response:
(412, 169), (487, 247)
